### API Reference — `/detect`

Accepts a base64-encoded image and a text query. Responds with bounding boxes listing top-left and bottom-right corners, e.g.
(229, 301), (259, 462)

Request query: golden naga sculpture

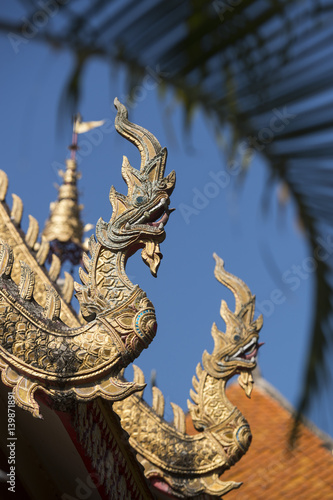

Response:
(113, 254), (263, 498)
(0, 98), (263, 497)
(0, 98), (175, 418)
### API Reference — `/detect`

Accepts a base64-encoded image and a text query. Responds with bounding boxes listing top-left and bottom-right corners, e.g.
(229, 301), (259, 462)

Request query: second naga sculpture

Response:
(114, 253), (263, 498)
(0, 98), (175, 417)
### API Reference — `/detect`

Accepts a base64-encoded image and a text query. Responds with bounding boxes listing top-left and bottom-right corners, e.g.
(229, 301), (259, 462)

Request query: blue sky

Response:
(0, 3), (331, 437)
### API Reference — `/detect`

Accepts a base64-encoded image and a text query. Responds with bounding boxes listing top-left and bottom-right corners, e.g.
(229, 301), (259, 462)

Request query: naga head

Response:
(202, 254), (263, 397)
(96, 98), (175, 276)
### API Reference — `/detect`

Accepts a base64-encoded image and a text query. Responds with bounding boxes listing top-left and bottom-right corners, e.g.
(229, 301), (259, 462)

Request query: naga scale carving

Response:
(0, 99), (263, 498)
(114, 254), (263, 498)
(0, 98), (175, 417)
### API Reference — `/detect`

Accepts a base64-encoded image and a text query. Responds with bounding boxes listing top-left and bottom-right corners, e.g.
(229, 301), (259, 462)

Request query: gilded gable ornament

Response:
(0, 98), (263, 498)
(0, 98), (175, 418)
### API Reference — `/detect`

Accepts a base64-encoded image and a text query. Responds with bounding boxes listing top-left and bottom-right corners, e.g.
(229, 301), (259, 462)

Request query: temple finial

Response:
(42, 116), (104, 264)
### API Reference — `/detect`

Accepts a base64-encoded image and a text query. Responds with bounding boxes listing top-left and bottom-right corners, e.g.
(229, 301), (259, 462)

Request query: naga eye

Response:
(136, 196), (144, 204)
(234, 334), (241, 342)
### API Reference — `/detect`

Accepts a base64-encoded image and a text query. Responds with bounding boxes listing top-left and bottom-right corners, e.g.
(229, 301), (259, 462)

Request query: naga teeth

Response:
(131, 198), (171, 227)
(229, 337), (258, 361)
(243, 338), (256, 352)
(135, 210), (152, 225)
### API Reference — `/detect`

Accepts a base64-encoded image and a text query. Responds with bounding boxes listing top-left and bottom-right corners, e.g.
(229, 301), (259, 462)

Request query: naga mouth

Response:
(228, 338), (264, 364)
(129, 198), (175, 231)
(147, 210), (170, 228)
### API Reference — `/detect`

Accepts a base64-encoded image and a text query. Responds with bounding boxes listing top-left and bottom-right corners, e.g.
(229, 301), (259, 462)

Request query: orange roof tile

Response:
(186, 376), (333, 499)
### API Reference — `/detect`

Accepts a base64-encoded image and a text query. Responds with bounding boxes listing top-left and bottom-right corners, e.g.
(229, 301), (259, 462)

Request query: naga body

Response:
(0, 98), (175, 417)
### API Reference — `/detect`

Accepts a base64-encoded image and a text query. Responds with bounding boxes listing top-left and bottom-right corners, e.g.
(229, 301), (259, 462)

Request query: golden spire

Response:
(42, 115), (104, 264)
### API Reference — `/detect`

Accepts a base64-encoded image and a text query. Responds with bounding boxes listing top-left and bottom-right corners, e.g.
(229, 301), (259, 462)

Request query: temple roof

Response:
(186, 374), (333, 499)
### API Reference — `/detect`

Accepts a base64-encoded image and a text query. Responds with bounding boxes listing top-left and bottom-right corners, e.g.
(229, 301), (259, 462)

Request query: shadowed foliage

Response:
(1, 0), (333, 434)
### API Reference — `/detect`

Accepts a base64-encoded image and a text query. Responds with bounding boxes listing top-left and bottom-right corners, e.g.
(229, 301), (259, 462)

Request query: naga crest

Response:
(96, 98), (176, 277)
